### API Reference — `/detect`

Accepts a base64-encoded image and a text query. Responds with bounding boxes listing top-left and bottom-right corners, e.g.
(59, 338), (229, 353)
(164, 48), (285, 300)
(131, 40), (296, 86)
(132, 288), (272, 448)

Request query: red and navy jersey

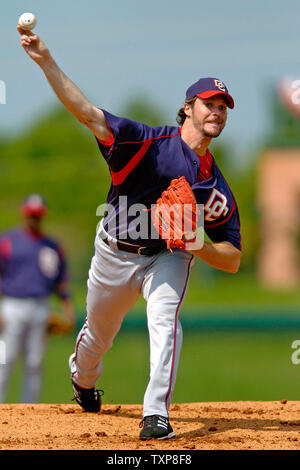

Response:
(191, 163), (241, 250)
(96, 110), (241, 250)
(0, 228), (69, 299)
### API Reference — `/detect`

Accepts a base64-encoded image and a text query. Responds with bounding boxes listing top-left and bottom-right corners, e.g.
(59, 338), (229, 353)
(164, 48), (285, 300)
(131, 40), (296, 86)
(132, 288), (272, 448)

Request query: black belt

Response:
(102, 236), (162, 256)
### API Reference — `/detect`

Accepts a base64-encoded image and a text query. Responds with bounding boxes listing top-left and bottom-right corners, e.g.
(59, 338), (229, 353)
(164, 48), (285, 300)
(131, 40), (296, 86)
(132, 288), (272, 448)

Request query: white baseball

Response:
(18, 12), (37, 31)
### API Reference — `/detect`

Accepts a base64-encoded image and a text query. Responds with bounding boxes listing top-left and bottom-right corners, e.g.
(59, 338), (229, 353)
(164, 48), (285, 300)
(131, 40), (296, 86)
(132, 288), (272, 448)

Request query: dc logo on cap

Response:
(214, 80), (226, 91)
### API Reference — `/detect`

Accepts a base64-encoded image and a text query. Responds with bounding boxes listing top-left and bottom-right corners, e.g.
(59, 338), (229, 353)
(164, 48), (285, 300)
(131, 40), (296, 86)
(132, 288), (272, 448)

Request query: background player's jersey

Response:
(0, 228), (69, 298)
(96, 111), (241, 250)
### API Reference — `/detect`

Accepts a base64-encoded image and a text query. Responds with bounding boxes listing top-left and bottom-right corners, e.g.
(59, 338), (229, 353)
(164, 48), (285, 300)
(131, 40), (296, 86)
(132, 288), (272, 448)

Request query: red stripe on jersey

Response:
(110, 138), (153, 185)
(108, 131), (180, 185)
(110, 132), (181, 153)
(96, 132), (114, 147)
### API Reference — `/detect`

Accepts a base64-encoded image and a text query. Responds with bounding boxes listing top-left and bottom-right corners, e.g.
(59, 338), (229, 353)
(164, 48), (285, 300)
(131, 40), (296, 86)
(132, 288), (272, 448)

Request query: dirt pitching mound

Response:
(0, 401), (300, 450)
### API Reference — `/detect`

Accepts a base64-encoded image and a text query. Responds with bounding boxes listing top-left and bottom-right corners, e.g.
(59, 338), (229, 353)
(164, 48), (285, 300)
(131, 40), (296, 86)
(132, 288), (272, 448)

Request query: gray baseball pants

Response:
(0, 296), (49, 403)
(70, 225), (193, 417)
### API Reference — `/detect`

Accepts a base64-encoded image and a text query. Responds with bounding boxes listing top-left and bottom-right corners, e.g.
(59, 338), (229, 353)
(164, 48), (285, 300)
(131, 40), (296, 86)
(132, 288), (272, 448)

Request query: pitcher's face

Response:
(185, 95), (228, 138)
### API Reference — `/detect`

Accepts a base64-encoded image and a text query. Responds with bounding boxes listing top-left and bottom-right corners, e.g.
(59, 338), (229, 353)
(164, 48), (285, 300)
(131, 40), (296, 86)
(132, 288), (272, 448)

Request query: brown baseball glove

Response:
(47, 312), (75, 336)
(151, 176), (199, 251)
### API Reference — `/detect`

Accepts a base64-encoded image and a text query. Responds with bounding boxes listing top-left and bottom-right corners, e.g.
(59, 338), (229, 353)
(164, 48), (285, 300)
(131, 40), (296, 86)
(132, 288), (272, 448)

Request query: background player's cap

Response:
(185, 77), (234, 109)
(20, 194), (48, 218)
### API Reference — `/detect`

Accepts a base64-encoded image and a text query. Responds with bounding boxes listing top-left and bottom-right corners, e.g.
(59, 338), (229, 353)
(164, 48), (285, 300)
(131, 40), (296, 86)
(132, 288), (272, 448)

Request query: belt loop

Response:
(99, 229), (118, 252)
(107, 238), (116, 251)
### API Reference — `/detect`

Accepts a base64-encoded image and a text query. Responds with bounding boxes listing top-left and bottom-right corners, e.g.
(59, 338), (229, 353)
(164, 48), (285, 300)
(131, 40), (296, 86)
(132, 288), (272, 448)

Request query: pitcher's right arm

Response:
(17, 25), (113, 144)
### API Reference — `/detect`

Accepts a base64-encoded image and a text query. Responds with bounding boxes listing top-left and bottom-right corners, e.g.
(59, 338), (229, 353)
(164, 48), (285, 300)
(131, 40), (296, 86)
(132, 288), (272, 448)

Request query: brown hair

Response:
(176, 97), (197, 125)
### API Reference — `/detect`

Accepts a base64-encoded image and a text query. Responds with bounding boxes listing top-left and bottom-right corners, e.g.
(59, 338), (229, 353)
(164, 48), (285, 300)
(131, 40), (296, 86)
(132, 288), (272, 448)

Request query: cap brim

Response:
(196, 90), (235, 109)
(21, 205), (47, 218)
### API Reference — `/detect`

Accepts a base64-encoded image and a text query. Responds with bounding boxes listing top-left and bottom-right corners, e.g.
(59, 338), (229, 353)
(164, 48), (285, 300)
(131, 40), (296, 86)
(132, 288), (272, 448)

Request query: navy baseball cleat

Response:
(139, 415), (176, 440)
(68, 354), (103, 412)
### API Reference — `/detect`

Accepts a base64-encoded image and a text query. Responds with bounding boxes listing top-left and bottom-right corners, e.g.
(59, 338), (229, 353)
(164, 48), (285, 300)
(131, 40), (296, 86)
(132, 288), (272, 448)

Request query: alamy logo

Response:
(291, 80), (300, 105)
(95, 197), (205, 250)
(0, 80), (6, 104)
(291, 340), (300, 365)
(0, 340), (6, 364)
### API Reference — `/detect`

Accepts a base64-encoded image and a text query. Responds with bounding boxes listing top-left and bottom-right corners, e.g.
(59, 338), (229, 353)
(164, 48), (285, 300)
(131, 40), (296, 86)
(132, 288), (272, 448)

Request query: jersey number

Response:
(204, 189), (229, 222)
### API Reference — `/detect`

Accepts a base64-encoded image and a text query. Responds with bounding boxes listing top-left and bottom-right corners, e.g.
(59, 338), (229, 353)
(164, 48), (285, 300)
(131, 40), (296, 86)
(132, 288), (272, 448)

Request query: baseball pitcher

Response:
(17, 24), (241, 439)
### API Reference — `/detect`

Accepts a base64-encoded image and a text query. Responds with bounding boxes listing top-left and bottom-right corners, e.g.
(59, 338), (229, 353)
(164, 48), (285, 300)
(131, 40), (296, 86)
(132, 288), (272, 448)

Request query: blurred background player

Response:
(0, 194), (76, 403)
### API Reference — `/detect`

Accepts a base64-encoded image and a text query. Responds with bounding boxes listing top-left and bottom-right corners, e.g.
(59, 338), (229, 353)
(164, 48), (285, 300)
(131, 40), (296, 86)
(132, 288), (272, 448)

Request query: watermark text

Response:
(0, 340), (6, 365)
(0, 80), (6, 104)
(96, 198), (204, 250)
(291, 340), (300, 365)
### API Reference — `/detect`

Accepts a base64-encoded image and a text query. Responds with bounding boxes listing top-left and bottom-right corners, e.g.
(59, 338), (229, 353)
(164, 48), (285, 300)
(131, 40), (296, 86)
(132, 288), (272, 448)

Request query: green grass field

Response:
(4, 329), (300, 405)
(71, 272), (300, 313)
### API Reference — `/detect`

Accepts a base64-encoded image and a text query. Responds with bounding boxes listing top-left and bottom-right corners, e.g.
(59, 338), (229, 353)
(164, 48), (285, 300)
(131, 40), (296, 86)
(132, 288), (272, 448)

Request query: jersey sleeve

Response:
(95, 109), (152, 164)
(204, 204), (242, 250)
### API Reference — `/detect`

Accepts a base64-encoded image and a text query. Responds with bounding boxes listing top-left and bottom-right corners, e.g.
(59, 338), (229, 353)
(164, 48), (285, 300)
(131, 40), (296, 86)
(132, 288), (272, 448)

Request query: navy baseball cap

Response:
(185, 77), (234, 109)
(21, 194), (48, 218)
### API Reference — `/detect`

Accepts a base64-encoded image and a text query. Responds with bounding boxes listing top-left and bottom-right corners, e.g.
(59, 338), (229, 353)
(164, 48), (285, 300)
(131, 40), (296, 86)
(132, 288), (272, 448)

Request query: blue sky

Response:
(1, 0), (300, 167)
